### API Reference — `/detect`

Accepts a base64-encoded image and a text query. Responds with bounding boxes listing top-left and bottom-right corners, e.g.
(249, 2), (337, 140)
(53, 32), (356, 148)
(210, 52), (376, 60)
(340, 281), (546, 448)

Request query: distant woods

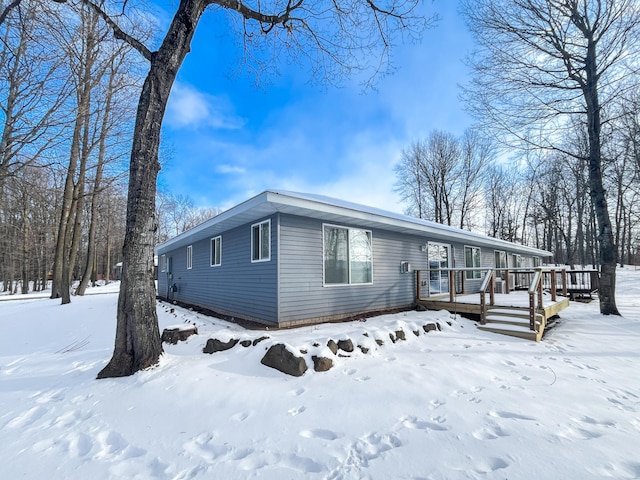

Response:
(396, 122), (640, 268)
(0, 2), (218, 296)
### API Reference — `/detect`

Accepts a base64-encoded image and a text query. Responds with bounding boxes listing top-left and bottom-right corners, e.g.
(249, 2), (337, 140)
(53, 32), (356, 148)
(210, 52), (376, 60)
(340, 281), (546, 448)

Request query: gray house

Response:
(155, 190), (551, 327)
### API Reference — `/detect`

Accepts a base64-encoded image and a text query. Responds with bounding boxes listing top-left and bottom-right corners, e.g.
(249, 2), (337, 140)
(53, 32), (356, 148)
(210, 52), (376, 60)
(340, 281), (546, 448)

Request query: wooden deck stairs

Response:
(416, 266), (578, 342)
(478, 306), (546, 341)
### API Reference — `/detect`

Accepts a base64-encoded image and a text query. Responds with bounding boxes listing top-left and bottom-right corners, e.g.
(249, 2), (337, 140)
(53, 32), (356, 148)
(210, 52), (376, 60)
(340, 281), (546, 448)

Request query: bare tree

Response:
(0, 1), (70, 195)
(461, 0), (640, 315)
(395, 129), (493, 229)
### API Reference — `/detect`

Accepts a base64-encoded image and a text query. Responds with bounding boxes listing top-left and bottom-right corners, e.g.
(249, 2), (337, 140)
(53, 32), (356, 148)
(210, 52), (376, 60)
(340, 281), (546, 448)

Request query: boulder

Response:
(395, 330), (406, 341)
(423, 322), (441, 333)
(240, 340), (252, 348)
(203, 338), (239, 354)
(337, 339), (354, 353)
(261, 344), (308, 377)
(253, 336), (269, 346)
(161, 326), (198, 344)
(312, 355), (334, 372)
(327, 339), (339, 355)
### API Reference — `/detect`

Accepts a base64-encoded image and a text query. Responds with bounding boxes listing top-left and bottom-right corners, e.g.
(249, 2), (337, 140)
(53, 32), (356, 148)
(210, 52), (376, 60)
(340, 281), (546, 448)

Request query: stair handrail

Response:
(479, 269), (495, 325)
(528, 268), (543, 332)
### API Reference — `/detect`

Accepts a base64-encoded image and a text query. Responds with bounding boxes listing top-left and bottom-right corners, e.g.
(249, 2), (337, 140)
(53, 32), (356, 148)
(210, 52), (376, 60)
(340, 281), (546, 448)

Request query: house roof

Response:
(155, 190), (553, 257)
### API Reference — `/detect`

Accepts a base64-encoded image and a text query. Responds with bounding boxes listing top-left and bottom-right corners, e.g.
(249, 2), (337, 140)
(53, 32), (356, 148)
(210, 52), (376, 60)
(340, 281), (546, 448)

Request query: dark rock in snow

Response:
(395, 330), (406, 341)
(161, 326), (198, 344)
(312, 355), (333, 372)
(423, 322), (441, 333)
(240, 340), (252, 348)
(253, 336), (269, 346)
(327, 340), (339, 355)
(337, 339), (354, 352)
(261, 344), (308, 377)
(203, 338), (239, 354)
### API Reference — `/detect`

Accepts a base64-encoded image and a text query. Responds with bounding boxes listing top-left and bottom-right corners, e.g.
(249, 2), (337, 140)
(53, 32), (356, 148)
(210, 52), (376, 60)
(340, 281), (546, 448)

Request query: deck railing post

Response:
(561, 269), (567, 297)
(529, 291), (536, 331)
(550, 268), (557, 301)
(537, 279), (544, 310)
(489, 270), (495, 306)
(480, 290), (486, 325)
(505, 268), (510, 294)
(449, 270), (455, 303)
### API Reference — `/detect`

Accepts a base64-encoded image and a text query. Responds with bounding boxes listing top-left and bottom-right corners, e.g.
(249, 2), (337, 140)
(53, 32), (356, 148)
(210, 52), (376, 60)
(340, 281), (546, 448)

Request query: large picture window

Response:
(465, 246), (481, 279)
(251, 220), (270, 262)
(323, 225), (372, 285)
(211, 236), (222, 266)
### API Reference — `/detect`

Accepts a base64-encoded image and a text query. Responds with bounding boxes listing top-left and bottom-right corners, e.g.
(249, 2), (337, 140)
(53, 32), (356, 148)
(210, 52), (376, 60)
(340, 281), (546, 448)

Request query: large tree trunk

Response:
(97, 0), (206, 378)
(584, 38), (620, 316)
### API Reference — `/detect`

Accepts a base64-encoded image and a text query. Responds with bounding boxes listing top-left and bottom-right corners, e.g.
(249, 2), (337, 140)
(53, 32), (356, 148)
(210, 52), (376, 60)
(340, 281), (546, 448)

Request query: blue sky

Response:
(157, 1), (475, 213)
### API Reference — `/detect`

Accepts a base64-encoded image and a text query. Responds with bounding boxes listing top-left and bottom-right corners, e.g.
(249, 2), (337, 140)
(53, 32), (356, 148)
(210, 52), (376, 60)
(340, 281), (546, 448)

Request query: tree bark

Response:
(97, 0), (207, 378)
(583, 35), (620, 315)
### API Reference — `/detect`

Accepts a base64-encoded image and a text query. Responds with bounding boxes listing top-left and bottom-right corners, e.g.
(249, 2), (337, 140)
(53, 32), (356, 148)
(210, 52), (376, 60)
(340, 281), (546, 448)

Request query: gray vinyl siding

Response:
(278, 214), (428, 324)
(157, 215), (278, 324)
(156, 209), (542, 326)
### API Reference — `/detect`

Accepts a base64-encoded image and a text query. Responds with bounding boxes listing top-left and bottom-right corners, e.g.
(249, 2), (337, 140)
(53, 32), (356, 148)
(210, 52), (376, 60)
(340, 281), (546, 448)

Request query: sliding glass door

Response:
(428, 243), (450, 296)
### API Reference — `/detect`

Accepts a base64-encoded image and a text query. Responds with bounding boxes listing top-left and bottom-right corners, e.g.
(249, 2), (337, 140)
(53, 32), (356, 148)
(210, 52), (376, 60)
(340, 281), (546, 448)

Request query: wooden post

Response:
(561, 268), (567, 297)
(480, 291), (486, 325)
(449, 270), (455, 303)
(550, 268), (557, 301)
(505, 268), (510, 294)
(489, 271), (495, 306)
(529, 291), (536, 331)
(537, 280), (544, 309)
(416, 270), (421, 301)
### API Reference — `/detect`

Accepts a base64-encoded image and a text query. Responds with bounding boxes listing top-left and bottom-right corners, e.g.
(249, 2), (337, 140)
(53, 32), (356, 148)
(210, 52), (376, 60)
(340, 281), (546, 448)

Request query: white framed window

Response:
(465, 246), (481, 279)
(251, 219), (271, 262)
(186, 245), (193, 270)
(323, 224), (373, 285)
(210, 236), (222, 266)
(512, 254), (522, 268)
(160, 254), (166, 272)
(533, 256), (541, 267)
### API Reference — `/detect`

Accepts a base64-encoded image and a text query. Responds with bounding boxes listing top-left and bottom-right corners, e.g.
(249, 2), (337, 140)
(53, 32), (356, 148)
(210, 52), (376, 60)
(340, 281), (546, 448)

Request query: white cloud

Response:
(217, 164), (247, 175)
(165, 83), (245, 130)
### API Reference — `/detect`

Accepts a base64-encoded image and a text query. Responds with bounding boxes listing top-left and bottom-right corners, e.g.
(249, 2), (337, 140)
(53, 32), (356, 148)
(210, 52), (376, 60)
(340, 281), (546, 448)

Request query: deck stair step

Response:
(477, 322), (540, 341)
(478, 307), (545, 341)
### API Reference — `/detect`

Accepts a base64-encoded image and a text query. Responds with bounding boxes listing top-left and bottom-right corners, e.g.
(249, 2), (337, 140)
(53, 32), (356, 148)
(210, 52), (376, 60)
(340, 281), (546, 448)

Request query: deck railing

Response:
(416, 266), (599, 332)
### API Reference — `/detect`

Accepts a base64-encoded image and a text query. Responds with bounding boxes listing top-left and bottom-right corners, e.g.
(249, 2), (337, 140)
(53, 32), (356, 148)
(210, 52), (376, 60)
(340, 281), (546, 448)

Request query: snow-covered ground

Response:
(1, 269), (640, 479)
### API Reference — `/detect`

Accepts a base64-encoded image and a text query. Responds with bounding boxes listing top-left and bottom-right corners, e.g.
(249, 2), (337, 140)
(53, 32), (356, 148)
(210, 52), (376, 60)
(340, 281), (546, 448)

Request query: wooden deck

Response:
(414, 267), (595, 341)
(418, 292), (570, 341)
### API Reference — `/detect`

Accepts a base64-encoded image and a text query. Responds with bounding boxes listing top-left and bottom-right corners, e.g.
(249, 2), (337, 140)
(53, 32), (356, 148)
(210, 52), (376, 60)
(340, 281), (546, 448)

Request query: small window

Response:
(465, 246), (481, 279)
(251, 219), (271, 262)
(160, 254), (166, 272)
(186, 245), (193, 270)
(533, 256), (541, 267)
(211, 236), (222, 266)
